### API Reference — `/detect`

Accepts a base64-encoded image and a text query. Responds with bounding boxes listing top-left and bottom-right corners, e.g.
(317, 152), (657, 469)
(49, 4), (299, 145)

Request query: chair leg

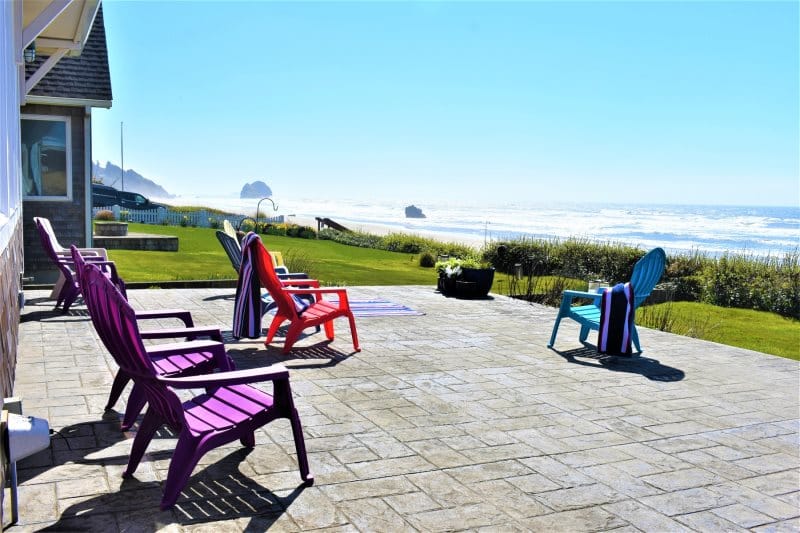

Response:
(274, 379), (313, 486)
(123, 409), (161, 478)
(282, 322), (305, 354)
(266, 314), (286, 344)
(240, 431), (256, 448)
(323, 319), (335, 341)
(579, 325), (591, 343)
(548, 315), (563, 348)
(347, 312), (360, 352)
(289, 408), (313, 485)
(121, 384), (148, 431)
(60, 285), (80, 313)
(631, 325), (641, 353)
(160, 434), (204, 510)
(105, 371), (131, 411)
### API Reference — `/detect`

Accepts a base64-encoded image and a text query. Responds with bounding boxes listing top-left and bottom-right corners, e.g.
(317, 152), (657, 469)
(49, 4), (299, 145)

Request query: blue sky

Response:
(91, 1), (799, 206)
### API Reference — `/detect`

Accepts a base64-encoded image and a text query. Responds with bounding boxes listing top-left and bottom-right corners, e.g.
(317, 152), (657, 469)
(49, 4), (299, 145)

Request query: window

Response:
(21, 115), (72, 200)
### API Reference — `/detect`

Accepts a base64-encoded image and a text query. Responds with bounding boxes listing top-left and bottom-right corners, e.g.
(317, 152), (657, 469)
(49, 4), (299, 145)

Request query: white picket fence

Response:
(92, 205), (284, 228)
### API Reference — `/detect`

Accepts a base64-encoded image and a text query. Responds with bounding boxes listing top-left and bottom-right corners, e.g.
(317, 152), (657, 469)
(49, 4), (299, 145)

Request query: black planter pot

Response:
(437, 268), (495, 298)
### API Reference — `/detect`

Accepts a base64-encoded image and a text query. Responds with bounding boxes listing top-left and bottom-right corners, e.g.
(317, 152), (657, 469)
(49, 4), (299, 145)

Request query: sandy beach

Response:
(291, 215), (487, 248)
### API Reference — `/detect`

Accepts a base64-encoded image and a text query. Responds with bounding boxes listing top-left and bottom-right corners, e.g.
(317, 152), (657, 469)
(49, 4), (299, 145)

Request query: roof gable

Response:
(25, 5), (112, 107)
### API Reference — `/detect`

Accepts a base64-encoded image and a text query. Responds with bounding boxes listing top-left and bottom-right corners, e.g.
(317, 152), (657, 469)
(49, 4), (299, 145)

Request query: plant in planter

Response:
(435, 257), (495, 298)
(94, 209), (129, 236)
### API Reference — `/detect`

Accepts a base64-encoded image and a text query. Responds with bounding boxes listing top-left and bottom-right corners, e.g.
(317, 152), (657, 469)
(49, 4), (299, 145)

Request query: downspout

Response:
(84, 106), (92, 246)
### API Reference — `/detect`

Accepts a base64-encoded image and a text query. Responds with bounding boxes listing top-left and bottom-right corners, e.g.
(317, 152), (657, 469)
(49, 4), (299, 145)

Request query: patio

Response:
(6, 286), (799, 531)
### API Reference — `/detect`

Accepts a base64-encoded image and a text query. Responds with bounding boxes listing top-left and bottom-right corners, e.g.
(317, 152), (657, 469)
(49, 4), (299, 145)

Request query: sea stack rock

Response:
(240, 181), (273, 199)
(405, 205), (426, 218)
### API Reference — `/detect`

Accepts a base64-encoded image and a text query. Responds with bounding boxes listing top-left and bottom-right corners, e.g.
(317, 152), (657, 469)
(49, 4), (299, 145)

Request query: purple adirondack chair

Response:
(81, 263), (313, 509)
(71, 246), (234, 431)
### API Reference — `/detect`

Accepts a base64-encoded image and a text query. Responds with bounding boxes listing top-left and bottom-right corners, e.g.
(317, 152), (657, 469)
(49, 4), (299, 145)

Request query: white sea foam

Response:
(154, 195), (800, 257)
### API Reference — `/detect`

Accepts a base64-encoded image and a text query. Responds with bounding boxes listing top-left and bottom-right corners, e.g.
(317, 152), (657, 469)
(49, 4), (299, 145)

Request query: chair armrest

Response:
(134, 309), (194, 327)
(563, 290), (603, 300)
(159, 364), (289, 389)
(280, 278), (320, 288)
(145, 340), (234, 372)
(140, 326), (222, 343)
(284, 287), (350, 307)
(277, 272), (310, 280)
(57, 249), (104, 258)
(560, 290), (602, 312)
(76, 247), (107, 256)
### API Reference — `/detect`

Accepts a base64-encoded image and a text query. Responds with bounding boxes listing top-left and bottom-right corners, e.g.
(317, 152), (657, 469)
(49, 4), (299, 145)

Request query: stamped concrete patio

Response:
(6, 286), (799, 531)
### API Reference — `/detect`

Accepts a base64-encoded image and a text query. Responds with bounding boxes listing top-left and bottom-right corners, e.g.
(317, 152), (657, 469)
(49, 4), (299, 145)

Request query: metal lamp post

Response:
(255, 197), (278, 231)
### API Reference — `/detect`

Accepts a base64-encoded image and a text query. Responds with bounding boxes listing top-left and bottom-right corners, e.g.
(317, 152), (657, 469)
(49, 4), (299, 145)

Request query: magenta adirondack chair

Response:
(72, 246), (233, 431)
(80, 263), (313, 509)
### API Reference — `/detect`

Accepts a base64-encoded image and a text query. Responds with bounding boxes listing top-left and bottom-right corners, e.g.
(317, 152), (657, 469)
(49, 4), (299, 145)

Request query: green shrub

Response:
(702, 251), (800, 319)
(95, 210), (114, 221)
(673, 275), (704, 302)
(208, 217), (220, 229)
(419, 251), (436, 268)
(119, 210), (130, 222)
(180, 215), (189, 227)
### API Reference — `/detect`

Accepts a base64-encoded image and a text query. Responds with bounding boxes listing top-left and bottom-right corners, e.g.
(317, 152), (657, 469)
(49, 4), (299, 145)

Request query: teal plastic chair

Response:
(548, 247), (667, 352)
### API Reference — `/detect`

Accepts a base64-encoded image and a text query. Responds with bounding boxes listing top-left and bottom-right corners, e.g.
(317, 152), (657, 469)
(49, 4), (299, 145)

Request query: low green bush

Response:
(419, 251), (436, 268)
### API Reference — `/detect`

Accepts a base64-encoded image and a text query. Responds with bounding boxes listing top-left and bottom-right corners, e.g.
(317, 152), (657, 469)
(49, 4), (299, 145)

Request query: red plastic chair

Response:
(242, 233), (360, 354)
(72, 246), (232, 431)
(80, 263), (313, 509)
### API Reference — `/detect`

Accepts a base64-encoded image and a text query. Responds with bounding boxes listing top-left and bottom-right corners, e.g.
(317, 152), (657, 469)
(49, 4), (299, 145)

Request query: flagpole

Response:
(120, 121), (124, 191)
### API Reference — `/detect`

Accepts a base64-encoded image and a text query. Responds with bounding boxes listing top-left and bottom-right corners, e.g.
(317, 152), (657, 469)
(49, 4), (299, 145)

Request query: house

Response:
(0, 0), (111, 510)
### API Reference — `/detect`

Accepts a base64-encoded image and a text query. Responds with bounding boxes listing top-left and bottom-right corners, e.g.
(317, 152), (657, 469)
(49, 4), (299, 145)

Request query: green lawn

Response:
(108, 223), (440, 285)
(639, 301), (800, 360)
(108, 223), (799, 360)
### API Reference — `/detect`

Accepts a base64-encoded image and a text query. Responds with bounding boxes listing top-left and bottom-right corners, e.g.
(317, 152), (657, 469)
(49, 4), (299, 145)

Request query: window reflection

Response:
(21, 117), (70, 198)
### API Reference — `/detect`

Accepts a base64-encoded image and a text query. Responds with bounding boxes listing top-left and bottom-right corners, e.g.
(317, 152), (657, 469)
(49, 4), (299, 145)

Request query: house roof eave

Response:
(24, 95), (111, 109)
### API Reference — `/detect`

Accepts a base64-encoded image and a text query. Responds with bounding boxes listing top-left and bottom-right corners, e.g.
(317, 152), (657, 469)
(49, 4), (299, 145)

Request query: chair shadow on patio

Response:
(226, 343), (356, 369)
(20, 419), (308, 530)
(551, 346), (685, 382)
(36, 447), (308, 531)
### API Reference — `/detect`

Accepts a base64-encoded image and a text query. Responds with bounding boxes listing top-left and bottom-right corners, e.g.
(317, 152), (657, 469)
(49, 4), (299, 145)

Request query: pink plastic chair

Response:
(80, 262), (313, 509)
(33, 216), (108, 307)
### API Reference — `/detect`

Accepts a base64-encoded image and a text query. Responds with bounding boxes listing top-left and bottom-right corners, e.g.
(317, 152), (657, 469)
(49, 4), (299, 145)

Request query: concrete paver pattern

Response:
(7, 287), (799, 531)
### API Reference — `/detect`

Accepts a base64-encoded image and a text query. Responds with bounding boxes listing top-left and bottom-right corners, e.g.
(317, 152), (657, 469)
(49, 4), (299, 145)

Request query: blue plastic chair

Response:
(548, 247), (667, 352)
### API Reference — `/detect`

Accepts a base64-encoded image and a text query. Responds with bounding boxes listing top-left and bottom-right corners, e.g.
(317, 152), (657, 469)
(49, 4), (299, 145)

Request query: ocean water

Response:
(157, 195), (800, 257)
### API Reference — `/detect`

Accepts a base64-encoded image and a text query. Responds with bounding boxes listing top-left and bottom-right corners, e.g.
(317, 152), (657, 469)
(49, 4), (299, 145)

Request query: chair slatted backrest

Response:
(82, 263), (186, 429)
(34, 217), (63, 263)
(630, 247), (667, 309)
(36, 217), (65, 252)
(216, 230), (242, 272)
